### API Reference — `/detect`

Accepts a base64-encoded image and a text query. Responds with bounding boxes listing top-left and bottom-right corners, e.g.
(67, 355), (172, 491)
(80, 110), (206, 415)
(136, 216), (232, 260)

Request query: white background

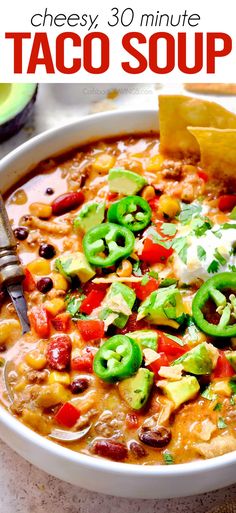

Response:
(0, 0), (236, 82)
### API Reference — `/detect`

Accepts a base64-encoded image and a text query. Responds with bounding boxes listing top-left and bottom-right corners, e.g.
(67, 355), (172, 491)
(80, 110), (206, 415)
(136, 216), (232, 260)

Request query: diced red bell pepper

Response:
(197, 170), (208, 182)
(125, 413), (139, 429)
(107, 191), (119, 202)
(80, 289), (107, 315)
(157, 331), (189, 362)
(211, 350), (235, 379)
(117, 312), (147, 335)
(23, 269), (36, 292)
(132, 277), (159, 301)
(29, 306), (50, 339)
(82, 281), (108, 295)
(218, 195), (236, 212)
(77, 319), (105, 342)
(54, 402), (81, 428)
(148, 197), (160, 211)
(71, 353), (94, 372)
(148, 351), (169, 376)
(51, 312), (71, 332)
(140, 238), (173, 264)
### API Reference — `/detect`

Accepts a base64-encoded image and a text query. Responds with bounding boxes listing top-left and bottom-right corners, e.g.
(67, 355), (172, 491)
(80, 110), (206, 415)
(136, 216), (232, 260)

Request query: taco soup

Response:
(1, 96), (236, 466)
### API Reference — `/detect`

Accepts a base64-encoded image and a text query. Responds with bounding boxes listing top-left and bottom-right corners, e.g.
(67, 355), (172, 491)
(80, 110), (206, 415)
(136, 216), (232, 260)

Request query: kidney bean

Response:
(51, 192), (84, 216)
(70, 377), (90, 394)
(46, 335), (72, 370)
(138, 426), (171, 448)
(129, 441), (147, 459)
(92, 439), (128, 461)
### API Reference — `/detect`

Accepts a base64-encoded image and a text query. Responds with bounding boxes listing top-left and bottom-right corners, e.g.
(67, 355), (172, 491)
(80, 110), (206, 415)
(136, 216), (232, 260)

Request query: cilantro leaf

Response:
(159, 278), (177, 288)
(161, 223), (177, 237)
(178, 203), (202, 225)
(222, 223), (236, 230)
(197, 245), (206, 261)
(172, 237), (188, 264)
(217, 417), (227, 429)
(214, 249), (227, 266)
(141, 274), (149, 286)
(163, 452), (174, 465)
(191, 217), (212, 237)
(66, 295), (85, 316)
(148, 270), (159, 280)
(207, 260), (220, 274)
(201, 387), (217, 401)
(229, 378), (236, 395)
(132, 260), (142, 277)
(213, 402), (222, 411)
(228, 265), (236, 272)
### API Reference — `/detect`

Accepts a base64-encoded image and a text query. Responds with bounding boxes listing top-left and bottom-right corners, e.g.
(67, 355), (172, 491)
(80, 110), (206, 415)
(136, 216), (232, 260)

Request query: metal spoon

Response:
(49, 424), (92, 442)
(0, 194), (30, 334)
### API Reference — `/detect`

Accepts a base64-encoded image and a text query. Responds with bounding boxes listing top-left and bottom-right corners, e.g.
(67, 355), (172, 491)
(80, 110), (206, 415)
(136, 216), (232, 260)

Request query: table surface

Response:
(1, 83), (236, 513)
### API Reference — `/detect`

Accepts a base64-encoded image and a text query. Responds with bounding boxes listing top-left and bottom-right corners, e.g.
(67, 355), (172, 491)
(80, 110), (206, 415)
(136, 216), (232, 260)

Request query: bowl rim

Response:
(0, 107), (236, 478)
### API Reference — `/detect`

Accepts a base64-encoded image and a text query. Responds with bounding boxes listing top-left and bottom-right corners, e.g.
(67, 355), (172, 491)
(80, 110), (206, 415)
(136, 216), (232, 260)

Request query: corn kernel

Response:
(25, 350), (47, 370)
(141, 185), (155, 201)
(92, 153), (116, 172)
(158, 194), (181, 219)
(44, 298), (65, 316)
(52, 272), (69, 291)
(146, 154), (164, 172)
(29, 202), (52, 219)
(36, 383), (70, 408)
(48, 371), (70, 386)
(27, 258), (51, 276)
(11, 189), (28, 205)
(0, 319), (20, 344)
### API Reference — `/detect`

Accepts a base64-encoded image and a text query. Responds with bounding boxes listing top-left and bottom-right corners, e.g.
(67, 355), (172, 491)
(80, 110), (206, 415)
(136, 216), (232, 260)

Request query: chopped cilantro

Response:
(213, 402), (222, 411)
(217, 417), (227, 429)
(141, 274), (149, 286)
(161, 223), (177, 237)
(230, 396), (235, 405)
(163, 452), (174, 465)
(159, 278), (178, 288)
(178, 202), (202, 225)
(185, 315), (199, 341)
(222, 223), (236, 230)
(229, 378), (236, 395)
(214, 249), (227, 266)
(197, 245), (206, 261)
(172, 237), (188, 264)
(201, 387), (217, 401)
(191, 217), (212, 237)
(163, 332), (184, 346)
(207, 260), (219, 274)
(228, 265), (236, 272)
(148, 270), (159, 280)
(132, 260), (142, 276)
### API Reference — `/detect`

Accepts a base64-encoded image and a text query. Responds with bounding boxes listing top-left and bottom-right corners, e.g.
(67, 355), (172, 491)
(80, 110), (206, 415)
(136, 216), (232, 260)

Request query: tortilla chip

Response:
(159, 95), (236, 157)
(184, 84), (236, 95)
(188, 127), (236, 181)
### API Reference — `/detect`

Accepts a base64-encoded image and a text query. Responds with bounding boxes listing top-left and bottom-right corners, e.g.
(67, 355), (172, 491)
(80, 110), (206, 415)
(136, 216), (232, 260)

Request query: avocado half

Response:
(0, 83), (38, 142)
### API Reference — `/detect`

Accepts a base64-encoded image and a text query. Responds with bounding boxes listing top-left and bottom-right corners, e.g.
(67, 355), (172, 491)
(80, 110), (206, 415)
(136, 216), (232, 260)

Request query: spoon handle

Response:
(0, 194), (25, 287)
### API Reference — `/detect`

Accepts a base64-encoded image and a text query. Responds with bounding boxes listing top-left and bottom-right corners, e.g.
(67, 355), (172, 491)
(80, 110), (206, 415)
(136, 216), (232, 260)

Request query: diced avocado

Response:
(73, 201), (105, 233)
(159, 376), (200, 409)
(100, 282), (136, 329)
(108, 168), (147, 195)
(55, 252), (95, 283)
(225, 351), (236, 372)
(172, 342), (219, 375)
(118, 368), (154, 410)
(127, 330), (158, 351)
(137, 285), (185, 329)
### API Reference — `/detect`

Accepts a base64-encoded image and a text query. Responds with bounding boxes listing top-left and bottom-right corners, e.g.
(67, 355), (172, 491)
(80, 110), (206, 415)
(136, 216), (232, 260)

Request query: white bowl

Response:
(0, 109), (235, 499)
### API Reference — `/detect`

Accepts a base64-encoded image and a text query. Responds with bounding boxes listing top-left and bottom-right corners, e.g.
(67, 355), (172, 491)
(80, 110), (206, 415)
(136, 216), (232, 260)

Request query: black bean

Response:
(70, 377), (90, 394)
(138, 426), (171, 448)
(37, 277), (53, 294)
(45, 188), (54, 195)
(14, 227), (29, 241)
(39, 243), (56, 259)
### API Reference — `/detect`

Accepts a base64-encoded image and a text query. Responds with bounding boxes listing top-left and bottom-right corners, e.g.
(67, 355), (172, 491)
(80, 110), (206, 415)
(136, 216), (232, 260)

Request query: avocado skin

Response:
(118, 368), (154, 410)
(0, 85), (38, 142)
